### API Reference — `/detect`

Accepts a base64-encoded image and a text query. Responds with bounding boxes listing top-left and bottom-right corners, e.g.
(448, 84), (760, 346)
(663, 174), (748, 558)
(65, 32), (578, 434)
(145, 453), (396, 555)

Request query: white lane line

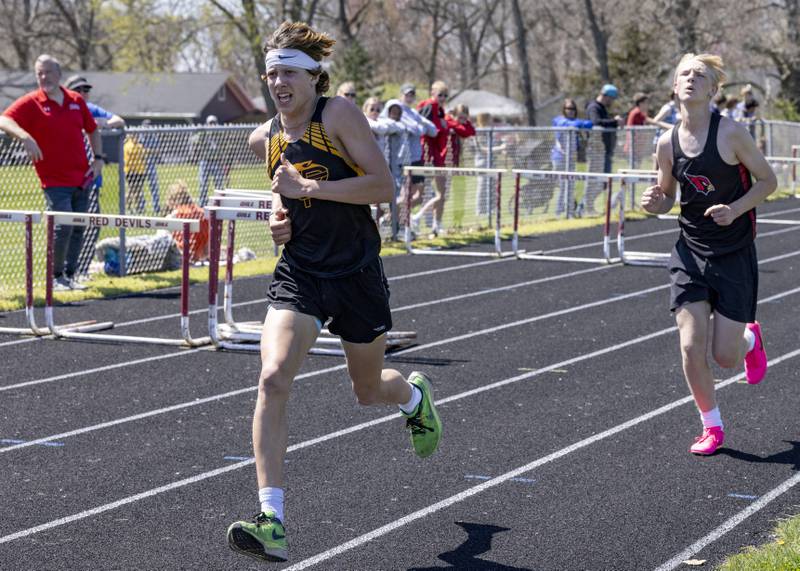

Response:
(0, 264), (623, 393)
(0, 348), (208, 393)
(0, 281), (672, 452)
(282, 349), (800, 571)
(654, 471), (800, 571)
(1, 281), (798, 544)
(3, 250), (800, 451)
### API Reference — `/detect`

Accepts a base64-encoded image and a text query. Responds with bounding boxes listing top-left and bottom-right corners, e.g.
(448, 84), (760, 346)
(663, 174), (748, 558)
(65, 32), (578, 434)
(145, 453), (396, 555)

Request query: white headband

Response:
(264, 48), (321, 72)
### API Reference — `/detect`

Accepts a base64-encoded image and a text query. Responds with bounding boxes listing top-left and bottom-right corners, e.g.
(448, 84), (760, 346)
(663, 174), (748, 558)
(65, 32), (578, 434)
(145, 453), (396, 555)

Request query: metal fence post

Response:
(117, 132), (127, 276)
(487, 127), (495, 226)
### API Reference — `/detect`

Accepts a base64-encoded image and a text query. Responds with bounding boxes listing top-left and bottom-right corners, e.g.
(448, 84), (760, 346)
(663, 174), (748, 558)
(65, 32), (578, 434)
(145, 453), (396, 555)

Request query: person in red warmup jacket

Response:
(446, 104), (476, 167)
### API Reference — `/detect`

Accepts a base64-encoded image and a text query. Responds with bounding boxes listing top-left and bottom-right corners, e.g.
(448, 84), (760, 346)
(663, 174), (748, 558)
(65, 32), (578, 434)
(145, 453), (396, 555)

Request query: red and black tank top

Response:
(671, 112), (755, 257)
(267, 97), (380, 278)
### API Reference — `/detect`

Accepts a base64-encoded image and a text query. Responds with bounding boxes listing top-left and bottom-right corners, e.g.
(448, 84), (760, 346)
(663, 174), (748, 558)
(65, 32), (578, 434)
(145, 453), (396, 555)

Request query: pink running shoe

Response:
(744, 322), (767, 385)
(689, 426), (725, 455)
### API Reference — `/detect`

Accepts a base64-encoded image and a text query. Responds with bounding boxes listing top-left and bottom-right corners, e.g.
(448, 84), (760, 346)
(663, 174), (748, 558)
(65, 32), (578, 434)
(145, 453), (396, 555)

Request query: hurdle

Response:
(767, 154), (800, 197)
(511, 170), (657, 264)
(402, 166), (516, 257)
(205, 204), (417, 356)
(43, 212), (210, 347)
(0, 210), (112, 337)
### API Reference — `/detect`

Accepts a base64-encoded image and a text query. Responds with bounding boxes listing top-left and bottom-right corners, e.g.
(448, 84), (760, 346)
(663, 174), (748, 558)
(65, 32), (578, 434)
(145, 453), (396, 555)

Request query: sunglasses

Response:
(344, 92), (357, 98)
(75, 87), (91, 93)
(564, 107), (577, 111)
(437, 92), (449, 98)
(368, 107), (381, 112)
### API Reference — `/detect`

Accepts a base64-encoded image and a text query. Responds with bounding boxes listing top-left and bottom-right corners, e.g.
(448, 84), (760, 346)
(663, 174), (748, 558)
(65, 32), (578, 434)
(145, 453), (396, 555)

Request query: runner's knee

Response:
(257, 364), (292, 403)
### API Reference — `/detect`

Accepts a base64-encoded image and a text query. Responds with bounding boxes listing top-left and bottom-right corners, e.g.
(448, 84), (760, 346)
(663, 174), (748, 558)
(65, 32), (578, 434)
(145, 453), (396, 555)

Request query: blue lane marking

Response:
(465, 474), (536, 484)
(728, 493), (759, 500)
(224, 456), (254, 461)
(0, 438), (64, 447)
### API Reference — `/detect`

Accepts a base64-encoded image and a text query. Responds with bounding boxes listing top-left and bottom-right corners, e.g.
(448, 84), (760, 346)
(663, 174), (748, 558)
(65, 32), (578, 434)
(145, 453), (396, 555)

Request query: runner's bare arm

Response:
(727, 121), (777, 214)
(642, 130), (677, 214)
(248, 119), (273, 161)
(272, 98), (394, 205)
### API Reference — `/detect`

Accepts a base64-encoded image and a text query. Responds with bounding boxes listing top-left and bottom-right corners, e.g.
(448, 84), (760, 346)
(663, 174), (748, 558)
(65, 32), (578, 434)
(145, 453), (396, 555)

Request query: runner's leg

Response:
(254, 308), (319, 490)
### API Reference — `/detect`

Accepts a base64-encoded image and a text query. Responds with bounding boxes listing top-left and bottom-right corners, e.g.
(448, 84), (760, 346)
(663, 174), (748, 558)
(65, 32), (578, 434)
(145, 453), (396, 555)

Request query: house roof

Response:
(0, 71), (257, 121)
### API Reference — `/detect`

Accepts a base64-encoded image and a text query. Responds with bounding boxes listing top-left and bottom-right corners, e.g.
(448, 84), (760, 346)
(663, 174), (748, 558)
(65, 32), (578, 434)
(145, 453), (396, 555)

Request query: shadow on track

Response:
(718, 440), (800, 470)
(407, 521), (533, 571)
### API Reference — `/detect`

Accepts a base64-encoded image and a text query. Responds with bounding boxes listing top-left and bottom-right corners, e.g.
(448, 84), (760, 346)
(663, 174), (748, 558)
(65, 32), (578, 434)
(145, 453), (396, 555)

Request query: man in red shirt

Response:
(0, 54), (105, 290)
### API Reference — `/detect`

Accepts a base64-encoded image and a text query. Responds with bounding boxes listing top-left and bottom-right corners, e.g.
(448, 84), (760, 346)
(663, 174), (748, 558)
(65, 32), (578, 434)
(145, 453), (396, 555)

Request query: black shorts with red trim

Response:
(669, 236), (758, 323)
(267, 255), (393, 343)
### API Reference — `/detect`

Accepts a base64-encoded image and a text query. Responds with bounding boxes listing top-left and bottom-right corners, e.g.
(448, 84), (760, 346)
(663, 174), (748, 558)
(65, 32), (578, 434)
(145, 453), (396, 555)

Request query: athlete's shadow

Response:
(718, 440), (800, 470)
(407, 521), (533, 571)
(385, 355), (470, 367)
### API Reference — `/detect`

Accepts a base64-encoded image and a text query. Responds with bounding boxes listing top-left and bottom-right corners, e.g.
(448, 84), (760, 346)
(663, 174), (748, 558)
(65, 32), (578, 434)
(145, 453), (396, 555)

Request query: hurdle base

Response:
(52, 329), (210, 347)
(622, 251), (670, 267)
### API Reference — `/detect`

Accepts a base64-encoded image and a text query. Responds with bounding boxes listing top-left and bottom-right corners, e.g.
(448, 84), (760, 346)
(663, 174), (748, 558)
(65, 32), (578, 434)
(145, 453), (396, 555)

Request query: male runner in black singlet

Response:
(642, 54), (776, 456)
(226, 22), (442, 563)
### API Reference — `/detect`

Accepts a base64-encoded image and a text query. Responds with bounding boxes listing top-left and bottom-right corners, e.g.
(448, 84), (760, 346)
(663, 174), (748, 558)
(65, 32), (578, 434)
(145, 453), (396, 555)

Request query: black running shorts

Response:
(669, 236), (758, 323)
(267, 256), (393, 343)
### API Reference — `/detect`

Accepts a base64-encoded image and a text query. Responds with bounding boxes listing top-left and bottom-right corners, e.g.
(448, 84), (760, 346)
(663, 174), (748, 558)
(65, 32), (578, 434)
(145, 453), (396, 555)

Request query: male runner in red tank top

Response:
(225, 22), (442, 563)
(642, 54), (776, 456)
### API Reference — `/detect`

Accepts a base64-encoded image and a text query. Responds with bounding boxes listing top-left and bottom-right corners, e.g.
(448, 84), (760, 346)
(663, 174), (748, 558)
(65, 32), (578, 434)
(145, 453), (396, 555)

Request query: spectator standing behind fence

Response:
(363, 97), (405, 233)
(123, 134), (147, 214)
(396, 83), (437, 225)
(64, 74), (126, 279)
(166, 180), (209, 263)
(414, 80), (451, 236)
(552, 98), (592, 217)
(193, 115), (226, 206)
(581, 84), (623, 216)
(0, 54), (104, 291)
(626, 92), (673, 171)
(445, 104), (475, 167)
(472, 112), (506, 217)
(140, 119), (162, 214)
(336, 81), (357, 104)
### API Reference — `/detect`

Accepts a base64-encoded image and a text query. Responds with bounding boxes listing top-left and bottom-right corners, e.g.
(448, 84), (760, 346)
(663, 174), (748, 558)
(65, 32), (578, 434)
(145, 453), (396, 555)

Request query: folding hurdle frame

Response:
(767, 153), (800, 197)
(510, 169), (659, 264)
(205, 201), (417, 356)
(402, 166), (517, 258)
(43, 212), (210, 347)
(0, 209), (112, 337)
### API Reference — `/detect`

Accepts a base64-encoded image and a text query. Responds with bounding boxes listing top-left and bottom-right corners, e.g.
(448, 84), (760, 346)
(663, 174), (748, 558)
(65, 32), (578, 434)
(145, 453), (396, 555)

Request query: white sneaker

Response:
(410, 214), (421, 231)
(52, 276), (72, 291)
(67, 277), (88, 290)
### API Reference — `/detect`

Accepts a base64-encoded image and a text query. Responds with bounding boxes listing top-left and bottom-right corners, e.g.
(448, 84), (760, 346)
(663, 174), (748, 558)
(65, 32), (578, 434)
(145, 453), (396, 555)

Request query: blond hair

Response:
(264, 22), (335, 94)
(362, 96), (381, 113)
(430, 80), (448, 95)
(675, 53), (727, 92)
(475, 112), (492, 127)
(167, 180), (194, 209)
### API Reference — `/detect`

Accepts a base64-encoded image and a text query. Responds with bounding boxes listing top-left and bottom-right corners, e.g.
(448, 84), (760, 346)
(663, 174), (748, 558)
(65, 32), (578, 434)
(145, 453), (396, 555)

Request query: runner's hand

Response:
(270, 207), (292, 246)
(641, 184), (665, 212)
(272, 154), (309, 199)
(704, 204), (739, 226)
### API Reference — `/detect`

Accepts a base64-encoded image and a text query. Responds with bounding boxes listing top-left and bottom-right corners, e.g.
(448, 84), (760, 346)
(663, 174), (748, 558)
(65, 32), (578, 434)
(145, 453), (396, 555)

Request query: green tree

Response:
(329, 38), (376, 104)
(608, 22), (669, 105)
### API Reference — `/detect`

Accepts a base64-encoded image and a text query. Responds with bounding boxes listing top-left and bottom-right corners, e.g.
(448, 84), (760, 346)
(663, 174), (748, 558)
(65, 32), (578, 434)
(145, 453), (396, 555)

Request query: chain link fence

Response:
(1, 120), (799, 297)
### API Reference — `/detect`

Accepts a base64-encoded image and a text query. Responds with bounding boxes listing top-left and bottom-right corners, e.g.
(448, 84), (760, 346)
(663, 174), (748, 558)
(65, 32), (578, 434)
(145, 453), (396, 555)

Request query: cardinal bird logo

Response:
(684, 172), (716, 195)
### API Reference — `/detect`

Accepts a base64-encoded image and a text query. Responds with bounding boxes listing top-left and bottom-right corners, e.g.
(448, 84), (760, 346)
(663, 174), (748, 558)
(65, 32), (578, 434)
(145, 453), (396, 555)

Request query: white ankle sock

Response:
(399, 385), (422, 415)
(258, 487), (284, 522)
(700, 406), (723, 430)
(744, 327), (756, 353)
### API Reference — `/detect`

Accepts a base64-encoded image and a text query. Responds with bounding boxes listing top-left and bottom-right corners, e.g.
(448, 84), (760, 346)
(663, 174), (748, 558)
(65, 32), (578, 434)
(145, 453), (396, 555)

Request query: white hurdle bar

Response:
(205, 204), (417, 356)
(43, 212), (209, 347)
(402, 166), (516, 258)
(511, 170), (657, 264)
(0, 210), (111, 337)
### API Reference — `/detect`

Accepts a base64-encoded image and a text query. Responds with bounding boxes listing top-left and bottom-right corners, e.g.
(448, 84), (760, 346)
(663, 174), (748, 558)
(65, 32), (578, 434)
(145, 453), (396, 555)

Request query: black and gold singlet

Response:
(268, 97), (380, 278)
